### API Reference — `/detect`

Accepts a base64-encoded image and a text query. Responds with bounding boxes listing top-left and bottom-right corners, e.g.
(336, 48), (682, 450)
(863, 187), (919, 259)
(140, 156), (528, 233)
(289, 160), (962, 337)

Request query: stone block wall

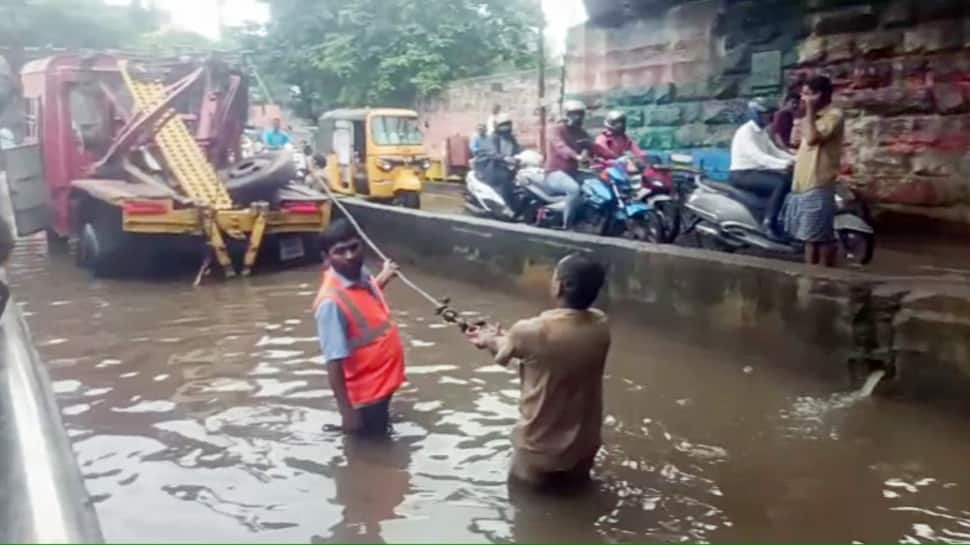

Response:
(571, 0), (970, 228)
(416, 0), (970, 229)
(416, 69), (562, 159)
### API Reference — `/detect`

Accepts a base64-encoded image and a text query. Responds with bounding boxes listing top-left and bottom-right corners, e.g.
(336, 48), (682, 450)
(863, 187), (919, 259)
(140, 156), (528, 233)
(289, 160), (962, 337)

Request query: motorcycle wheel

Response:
(654, 200), (681, 243)
(837, 229), (874, 266)
(628, 214), (664, 243)
(573, 211), (610, 236)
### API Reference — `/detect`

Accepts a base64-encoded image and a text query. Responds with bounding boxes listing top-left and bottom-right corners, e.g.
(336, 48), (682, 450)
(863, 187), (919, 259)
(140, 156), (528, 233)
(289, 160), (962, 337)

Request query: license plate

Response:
(279, 236), (305, 261)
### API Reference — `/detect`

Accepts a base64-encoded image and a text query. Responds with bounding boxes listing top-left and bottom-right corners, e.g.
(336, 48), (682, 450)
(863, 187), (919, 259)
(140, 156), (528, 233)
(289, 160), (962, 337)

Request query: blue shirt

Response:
(262, 129), (291, 150)
(470, 134), (485, 155)
(316, 268), (378, 365)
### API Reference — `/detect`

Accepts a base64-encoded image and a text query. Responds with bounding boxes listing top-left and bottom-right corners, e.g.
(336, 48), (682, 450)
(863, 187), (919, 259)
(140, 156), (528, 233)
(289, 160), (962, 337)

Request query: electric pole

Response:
(537, 5), (547, 158)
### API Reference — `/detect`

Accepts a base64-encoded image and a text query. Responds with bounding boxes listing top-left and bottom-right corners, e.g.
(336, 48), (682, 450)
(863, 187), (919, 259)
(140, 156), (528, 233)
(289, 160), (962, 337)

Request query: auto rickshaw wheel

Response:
(353, 174), (370, 196)
(397, 190), (421, 209)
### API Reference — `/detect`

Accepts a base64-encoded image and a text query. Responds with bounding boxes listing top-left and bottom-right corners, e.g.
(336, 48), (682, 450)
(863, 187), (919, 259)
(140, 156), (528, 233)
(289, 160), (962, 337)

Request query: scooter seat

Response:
(702, 179), (767, 212)
(523, 184), (568, 204)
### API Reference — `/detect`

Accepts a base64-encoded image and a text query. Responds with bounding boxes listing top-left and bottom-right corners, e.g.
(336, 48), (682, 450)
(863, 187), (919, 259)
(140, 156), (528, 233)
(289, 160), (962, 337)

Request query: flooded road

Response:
(9, 235), (970, 543)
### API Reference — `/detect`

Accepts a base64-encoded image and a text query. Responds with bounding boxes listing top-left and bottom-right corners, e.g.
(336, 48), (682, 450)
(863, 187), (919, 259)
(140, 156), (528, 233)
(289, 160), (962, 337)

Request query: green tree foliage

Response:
(0, 0), (163, 50)
(243, 0), (541, 119)
(132, 29), (214, 56)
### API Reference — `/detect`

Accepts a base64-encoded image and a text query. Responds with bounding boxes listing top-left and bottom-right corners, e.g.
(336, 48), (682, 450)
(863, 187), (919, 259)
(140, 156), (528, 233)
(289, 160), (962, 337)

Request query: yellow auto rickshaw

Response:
(314, 108), (428, 208)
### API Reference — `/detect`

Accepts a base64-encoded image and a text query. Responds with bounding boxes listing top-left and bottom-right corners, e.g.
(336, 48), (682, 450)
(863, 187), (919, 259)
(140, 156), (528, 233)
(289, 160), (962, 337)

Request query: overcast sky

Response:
(105, 0), (587, 54)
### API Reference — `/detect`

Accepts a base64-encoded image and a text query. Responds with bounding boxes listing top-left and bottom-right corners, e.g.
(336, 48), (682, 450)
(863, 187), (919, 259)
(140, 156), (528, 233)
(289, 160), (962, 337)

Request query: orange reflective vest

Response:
(313, 269), (405, 408)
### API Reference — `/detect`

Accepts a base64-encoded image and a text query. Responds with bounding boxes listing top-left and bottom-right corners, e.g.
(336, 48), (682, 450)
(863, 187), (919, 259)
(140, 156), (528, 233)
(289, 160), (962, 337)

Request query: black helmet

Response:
(605, 110), (627, 134)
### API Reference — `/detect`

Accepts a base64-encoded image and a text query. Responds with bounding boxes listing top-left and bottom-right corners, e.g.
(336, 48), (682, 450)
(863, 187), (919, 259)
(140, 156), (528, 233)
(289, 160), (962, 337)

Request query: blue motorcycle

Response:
(520, 157), (664, 242)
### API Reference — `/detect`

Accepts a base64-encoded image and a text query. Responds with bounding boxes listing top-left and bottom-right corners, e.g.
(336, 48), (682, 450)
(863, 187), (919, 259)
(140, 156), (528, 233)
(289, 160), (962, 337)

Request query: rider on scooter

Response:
(545, 100), (617, 229)
(729, 98), (795, 239)
(474, 114), (522, 210)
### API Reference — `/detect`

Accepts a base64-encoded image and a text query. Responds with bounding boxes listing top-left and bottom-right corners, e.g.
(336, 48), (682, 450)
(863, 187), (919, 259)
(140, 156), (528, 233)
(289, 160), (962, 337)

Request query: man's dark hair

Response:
(557, 254), (606, 310)
(319, 218), (360, 253)
(805, 74), (834, 102)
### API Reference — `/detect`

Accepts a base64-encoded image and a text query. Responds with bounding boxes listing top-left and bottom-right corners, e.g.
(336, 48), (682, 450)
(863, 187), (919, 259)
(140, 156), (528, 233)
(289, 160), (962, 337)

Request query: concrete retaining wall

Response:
(340, 200), (970, 409)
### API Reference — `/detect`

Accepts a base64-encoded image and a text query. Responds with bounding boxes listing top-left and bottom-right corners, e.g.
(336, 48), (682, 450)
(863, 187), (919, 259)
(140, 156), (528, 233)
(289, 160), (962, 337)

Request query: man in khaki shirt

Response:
(788, 75), (844, 267)
(467, 254), (611, 489)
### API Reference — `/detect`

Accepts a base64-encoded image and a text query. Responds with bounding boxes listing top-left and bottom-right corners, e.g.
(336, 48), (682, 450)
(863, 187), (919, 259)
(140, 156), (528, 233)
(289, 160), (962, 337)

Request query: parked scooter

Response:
(463, 150), (543, 221)
(684, 179), (875, 265)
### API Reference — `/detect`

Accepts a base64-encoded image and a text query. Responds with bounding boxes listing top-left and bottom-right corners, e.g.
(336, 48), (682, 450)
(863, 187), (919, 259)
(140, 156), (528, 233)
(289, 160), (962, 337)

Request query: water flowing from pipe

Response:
(858, 369), (887, 398)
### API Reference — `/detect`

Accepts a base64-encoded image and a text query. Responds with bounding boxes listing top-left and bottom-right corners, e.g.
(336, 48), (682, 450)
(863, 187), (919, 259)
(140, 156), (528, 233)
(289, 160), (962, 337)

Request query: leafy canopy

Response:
(0, 0), (164, 50)
(241, 0), (541, 118)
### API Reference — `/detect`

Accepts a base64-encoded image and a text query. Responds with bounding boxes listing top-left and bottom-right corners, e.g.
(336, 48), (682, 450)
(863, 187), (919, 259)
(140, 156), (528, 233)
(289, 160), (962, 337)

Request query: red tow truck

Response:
(2, 51), (330, 279)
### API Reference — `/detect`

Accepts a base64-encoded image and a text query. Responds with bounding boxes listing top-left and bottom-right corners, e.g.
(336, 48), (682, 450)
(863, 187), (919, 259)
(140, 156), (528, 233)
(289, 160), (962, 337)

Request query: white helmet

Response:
(516, 149), (543, 168)
(493, 113), (513, 133)
(563, 99), (587, 115)
(563, 99), (587, 127)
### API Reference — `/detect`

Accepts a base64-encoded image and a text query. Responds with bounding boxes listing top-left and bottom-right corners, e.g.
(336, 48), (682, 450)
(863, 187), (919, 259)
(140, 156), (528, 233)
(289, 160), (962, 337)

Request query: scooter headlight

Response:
(420, 158), (432, 171)
(377, 158), (394, 171)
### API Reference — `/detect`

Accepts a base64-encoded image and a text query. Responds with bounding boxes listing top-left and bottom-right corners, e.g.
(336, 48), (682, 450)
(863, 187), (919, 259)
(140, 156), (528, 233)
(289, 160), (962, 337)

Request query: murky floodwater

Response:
(8, 236), (970, 543)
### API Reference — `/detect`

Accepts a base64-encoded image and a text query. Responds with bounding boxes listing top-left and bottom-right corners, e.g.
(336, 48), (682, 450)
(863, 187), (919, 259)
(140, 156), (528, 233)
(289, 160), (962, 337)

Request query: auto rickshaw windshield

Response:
(371, 115), (423, 146)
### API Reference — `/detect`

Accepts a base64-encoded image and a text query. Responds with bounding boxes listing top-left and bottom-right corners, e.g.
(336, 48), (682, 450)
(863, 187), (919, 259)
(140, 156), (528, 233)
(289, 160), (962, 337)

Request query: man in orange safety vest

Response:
(314, 219), (405, 435)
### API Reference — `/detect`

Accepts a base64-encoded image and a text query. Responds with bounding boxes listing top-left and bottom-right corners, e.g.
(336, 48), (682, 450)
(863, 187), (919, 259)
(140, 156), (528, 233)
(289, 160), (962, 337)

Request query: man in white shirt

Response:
(729, 98), (795, 238)
(485, 104), (501, 135)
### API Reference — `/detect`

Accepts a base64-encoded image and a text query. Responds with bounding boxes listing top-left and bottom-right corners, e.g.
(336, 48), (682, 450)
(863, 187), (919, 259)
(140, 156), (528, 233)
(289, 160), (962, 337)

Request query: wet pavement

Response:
(8, 235), (970, 543)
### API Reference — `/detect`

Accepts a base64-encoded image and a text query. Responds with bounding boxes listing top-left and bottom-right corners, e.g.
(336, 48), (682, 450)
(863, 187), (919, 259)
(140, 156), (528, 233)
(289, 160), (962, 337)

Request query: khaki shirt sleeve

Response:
(814, 108), (843, 142)
(494, 317), (543, 366)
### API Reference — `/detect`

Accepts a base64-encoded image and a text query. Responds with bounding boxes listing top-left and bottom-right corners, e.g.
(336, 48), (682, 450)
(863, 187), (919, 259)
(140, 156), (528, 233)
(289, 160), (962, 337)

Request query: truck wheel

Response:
(77, 212), (127, 277)
(397, 191), (421, 209)
(46, 228), (70, 255)
(224, 151), (296, 197)
(76, 222), (101, 271)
